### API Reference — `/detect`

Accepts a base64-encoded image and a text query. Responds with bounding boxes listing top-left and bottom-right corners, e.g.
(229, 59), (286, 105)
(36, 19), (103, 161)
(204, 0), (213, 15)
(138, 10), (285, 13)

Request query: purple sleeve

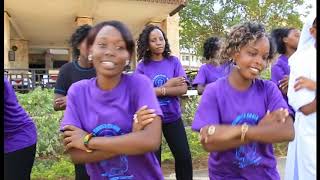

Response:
(134, 62), (144, 75)
(192, 84), (220, 132)
(60, 84), (82, 131)
(192, 65), (206, 85)
(271, 64), (285, 85)
(133, 74), (163, 118)
(265, 81), (293, 116)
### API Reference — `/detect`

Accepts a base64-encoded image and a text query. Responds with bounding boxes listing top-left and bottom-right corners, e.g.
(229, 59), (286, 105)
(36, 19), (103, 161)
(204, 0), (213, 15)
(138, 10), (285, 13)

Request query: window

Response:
(53, 60), (68, 69)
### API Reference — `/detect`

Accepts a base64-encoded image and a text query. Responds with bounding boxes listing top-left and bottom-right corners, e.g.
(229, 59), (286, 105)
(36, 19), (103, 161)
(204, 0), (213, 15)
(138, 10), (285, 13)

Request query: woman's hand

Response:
(62, 125), (90, 151)
(132, 105), (157, 132)
(294, 76), (316, 91)
(163, 77), (186, 87)
(258, 108), (289, 126)
(278, 75), (289, 95)
(200, 125), (241, 144)
(54, 96), (67, 109)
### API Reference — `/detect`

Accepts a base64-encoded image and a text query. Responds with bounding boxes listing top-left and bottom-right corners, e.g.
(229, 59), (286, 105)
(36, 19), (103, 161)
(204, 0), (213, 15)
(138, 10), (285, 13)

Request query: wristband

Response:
(241, 123), (249, 142)
(83, 133), (93, 153)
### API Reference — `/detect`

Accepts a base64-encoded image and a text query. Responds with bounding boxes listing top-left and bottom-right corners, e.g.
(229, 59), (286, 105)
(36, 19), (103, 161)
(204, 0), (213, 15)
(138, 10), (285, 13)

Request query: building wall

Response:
(4, 12), (10, 68)
(180, 52), (202, 70)
(6, 39), (29, 69)
(162, 14), (180, 57)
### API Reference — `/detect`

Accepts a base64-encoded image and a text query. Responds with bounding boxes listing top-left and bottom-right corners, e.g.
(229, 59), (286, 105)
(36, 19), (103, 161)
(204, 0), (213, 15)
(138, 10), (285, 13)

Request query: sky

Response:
(298, 0), (316, 22)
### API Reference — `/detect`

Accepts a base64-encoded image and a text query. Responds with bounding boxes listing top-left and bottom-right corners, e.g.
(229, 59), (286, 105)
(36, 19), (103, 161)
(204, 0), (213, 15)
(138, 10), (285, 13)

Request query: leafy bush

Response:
(181, 96), (200, 126)
(31, 156), (74, 179)
(16, 87), (64, 157)
(261, 66), (271, 80)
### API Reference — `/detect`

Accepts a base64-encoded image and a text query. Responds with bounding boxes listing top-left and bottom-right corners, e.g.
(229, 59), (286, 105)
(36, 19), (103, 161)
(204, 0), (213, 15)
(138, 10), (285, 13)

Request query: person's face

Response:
(78, 38), (88, 59)
(232, 36), (270, 80)
(148, 29), (166, 55)
(90, 25), (129, 77)
(284, 29), (300, 50)
(309, 24), (317, 40)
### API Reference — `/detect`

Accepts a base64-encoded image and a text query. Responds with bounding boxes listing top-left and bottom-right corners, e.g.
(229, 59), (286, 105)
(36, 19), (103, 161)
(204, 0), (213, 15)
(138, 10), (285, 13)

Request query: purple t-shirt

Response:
(192, 63), (230, 86)
(135, 56), (187, 123)
(192, 77), (291, 180)
(61, 73), (164, 180)
(271, 54), (295, 115)
(4, 77), (37, 153)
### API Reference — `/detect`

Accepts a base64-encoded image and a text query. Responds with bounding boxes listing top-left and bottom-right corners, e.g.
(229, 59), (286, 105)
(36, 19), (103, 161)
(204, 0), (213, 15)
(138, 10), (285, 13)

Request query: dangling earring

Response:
(88, 54), (93, 62)
(232, 59), (240, 70)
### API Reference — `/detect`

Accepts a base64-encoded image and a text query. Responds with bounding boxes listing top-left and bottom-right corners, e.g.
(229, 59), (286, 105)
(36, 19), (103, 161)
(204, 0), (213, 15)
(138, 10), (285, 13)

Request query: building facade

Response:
(4, 0), (187, 70)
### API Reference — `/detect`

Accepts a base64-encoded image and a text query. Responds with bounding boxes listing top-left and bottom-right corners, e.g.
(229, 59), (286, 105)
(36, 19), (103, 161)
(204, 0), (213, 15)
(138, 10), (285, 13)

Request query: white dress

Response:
(284, 46), (316, 180)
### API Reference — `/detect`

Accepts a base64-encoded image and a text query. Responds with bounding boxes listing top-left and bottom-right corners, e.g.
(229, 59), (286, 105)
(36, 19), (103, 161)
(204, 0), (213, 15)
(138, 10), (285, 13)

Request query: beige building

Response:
(180, 49), (202, 71)
(4, 0), (186, 70)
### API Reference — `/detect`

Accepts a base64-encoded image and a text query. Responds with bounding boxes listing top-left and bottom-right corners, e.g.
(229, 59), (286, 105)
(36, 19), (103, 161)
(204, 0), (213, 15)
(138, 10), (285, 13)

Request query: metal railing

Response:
(4, 68), (59, 93)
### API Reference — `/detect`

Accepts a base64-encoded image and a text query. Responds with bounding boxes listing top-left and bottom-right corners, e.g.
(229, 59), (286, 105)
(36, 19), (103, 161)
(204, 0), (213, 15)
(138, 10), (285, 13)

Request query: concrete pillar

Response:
(4, 12), (10, 69)
(75, 16), (93, 26)
(161, 14), (180, 58)
(45, 51), (53, 69)
(9, 39), (29, 69)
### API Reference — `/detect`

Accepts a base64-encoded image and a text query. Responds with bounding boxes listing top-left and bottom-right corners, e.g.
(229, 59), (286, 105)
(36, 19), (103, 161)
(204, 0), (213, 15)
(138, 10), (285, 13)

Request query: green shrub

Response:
(31, 155), (74, 179)
(181, 96), (200, 126)
(16, 87), (64, 158)
(261, 66), (271, 80)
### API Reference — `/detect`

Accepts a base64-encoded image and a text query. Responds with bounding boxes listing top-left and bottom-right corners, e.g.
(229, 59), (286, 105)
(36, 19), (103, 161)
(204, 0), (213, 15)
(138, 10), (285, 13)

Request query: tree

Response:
(179, 0), (312, 56)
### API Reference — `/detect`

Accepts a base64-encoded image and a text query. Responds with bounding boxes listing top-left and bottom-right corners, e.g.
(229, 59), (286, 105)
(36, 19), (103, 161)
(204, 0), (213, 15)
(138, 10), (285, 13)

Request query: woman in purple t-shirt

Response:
(192, 37), (230, 95)
(4, 77), (37, 179)
(61, 21), (164, 180)
(136, 24), (193, 180)
(192, 22), (295, 180)
(270, 27), (300, 116)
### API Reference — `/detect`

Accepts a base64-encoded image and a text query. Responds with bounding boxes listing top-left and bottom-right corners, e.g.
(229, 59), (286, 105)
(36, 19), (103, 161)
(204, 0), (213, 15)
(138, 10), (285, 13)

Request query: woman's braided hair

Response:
(219, 22), (275, 65)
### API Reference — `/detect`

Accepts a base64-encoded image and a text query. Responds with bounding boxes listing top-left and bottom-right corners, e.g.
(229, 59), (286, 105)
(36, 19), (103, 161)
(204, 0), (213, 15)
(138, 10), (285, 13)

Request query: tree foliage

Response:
(180, 0), (312, 55)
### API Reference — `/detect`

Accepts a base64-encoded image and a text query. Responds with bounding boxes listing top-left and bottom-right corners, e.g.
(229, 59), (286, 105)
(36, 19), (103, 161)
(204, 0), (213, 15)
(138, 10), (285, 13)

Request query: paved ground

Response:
(165, 157), (287, 180)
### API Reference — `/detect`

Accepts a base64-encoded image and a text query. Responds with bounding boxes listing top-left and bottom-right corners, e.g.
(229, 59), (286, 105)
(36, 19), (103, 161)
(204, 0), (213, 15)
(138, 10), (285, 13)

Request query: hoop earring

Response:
(88, 54), (93, 62)
(125, 60), (130, 66)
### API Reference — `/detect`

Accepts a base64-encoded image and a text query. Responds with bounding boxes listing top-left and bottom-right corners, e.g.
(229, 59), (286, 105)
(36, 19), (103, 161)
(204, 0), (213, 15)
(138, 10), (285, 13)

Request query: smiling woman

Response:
(192, 22), (295, 180)
(60, 21), (165, 180)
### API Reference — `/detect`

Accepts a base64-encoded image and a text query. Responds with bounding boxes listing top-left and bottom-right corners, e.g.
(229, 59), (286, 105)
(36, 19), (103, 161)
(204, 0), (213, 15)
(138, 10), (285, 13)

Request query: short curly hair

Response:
(202, 36), (221, 64)
(69, 24), (92, 59)
(271, 28), (295, 54)
(137, 24), (171, 62)
(220, 22), (275, 65)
